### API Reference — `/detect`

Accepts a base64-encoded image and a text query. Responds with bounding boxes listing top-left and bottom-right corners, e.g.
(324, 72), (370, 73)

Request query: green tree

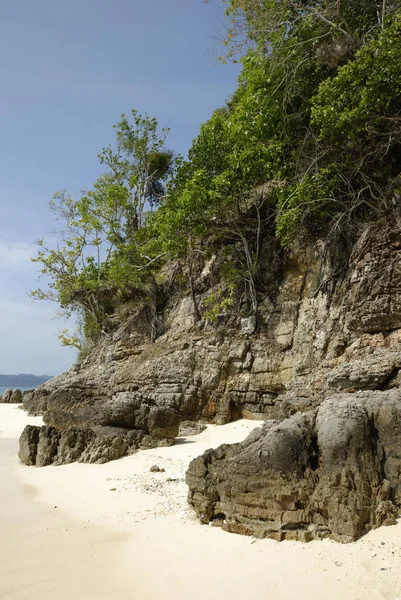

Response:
(32, 110), (172, 344)
(277, 15), (401, 242)
(99, 110), (173, 231)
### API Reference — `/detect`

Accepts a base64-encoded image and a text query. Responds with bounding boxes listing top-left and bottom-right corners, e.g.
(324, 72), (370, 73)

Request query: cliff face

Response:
(19, 225), (401, 522)
(19, 222), (401, 539)
(184, 223), (401, 542)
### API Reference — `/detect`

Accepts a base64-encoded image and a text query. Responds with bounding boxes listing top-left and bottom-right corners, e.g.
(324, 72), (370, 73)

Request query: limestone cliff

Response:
(19, 222), (401, 539)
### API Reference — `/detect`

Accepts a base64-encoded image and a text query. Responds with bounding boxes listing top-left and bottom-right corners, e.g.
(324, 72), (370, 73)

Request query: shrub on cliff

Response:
(32, 111), (173, 345)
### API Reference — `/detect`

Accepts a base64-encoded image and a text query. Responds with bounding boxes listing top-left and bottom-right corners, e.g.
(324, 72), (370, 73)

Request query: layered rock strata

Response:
(186, 390), (401, 542)
(19, 392), (179, 465)
(20, 223), (401, 470)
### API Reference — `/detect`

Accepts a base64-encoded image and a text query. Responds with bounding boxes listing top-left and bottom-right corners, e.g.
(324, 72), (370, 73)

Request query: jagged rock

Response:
(186, 391), (401, 543)
(19, 425), (40, 465)
(18, 391), (179, 466)
(240, 316), (257, 335)
(1, 389), (22, 403)
(18, 420), (178, 466)
(375, 501), (398, 527)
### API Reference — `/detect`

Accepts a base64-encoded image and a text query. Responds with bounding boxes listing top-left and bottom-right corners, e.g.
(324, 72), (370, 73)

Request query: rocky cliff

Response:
(19, 222), (401, 539)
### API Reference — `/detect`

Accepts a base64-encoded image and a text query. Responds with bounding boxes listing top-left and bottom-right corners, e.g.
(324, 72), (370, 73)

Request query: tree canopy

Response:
(34, 2), (401, 348)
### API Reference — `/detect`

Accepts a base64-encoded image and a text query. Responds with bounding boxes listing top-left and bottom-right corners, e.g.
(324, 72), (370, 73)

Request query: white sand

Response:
(1, 404), (400, 600)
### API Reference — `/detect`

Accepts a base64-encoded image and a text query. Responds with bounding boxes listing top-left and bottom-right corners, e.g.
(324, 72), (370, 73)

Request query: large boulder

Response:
(1, 389), (22, 403)
(19, 391), (179, 466)
(186, 390), (401, 542)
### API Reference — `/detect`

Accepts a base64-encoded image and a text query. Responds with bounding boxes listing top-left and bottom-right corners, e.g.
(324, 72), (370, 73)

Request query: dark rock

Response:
(150, 465), (165, 472)
(375, 501), (398, 527)
(186, 391), (401, 543)
(19, 424), (132, 465)
(18, 408), (179, 466)
(18, 388), (179, 466)
(1, 389), (22, 403)
(19, 425), (40, 465)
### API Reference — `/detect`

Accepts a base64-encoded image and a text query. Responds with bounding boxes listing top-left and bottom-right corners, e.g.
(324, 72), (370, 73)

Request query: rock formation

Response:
(1, 389), (23, 403)
(19, 392), (179, 465)
(186, 390), (400, 542)
(18, 222), (401, 542)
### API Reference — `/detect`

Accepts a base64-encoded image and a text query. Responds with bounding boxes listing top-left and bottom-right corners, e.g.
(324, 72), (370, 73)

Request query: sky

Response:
(0, 0), (240, 376)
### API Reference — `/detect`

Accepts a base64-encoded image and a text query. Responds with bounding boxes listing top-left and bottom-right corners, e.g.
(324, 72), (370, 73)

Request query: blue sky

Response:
(0, 0), (240, 376)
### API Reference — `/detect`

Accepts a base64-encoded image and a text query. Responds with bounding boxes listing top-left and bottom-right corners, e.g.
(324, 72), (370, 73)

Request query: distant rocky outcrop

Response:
(17, 222), (401, 542)
(186, 390), (400, 543)
(1, 389), (23, 403)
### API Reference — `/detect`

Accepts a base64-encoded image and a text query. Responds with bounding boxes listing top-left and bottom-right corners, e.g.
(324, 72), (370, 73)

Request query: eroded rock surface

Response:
(19, 223), (401, 471)
(186, 390), (401, 542)
(1, 389), (22, 403)
(19, 392), (179, 465)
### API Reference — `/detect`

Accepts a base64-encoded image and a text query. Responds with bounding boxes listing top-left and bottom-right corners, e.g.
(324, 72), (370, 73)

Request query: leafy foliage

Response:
(34, 3), (401, 346)
(203, 285), (235, 323)
(32, 112), (172, 344)
(312, 15), (401, 142)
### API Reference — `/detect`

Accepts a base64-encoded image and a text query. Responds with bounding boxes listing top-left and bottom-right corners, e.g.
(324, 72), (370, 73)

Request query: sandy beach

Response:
(1, 404), (400, 600)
